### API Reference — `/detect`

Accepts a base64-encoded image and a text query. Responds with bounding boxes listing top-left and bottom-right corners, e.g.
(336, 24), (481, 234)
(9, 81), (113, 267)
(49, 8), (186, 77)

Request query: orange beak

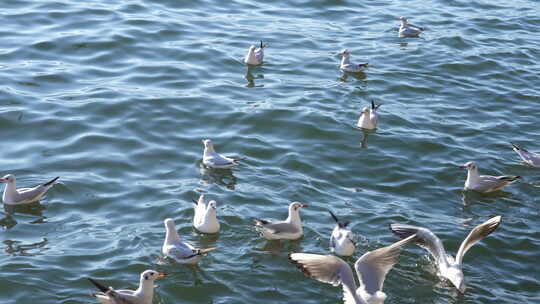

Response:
(156, 272), (167, 279)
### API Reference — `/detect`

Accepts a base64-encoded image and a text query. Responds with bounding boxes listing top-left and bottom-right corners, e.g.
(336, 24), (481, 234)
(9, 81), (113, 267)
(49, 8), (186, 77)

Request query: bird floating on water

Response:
(390, 216), (502, 293)
(511, 142), (540, 168)
(253, 202), (308, 240)
(202, 139), (243, 169)
(357, 100), (381, 130)
(339, 49), (368, 73)
(244, 40), (267, 65)
(290, 234), (418, 304)
(193, 194), (220, 234)
(162, 218), (217, 264)
(0, 174), (59, 205)
(459, 161), (520, 193)
(398, 16), (424, 37)
(87, 269), (167, 304)
(329, 210), (356, 257)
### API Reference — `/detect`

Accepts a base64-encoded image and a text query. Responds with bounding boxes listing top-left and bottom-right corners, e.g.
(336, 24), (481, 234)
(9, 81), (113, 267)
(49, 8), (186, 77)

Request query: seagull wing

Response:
(289, 253), (366, 304)
(390, 223), (448, 265)
(512, 143), (540, 167)
(456, 216), (501, 264)
(193, 195), (206, 225)
(354, 234), (417, 294)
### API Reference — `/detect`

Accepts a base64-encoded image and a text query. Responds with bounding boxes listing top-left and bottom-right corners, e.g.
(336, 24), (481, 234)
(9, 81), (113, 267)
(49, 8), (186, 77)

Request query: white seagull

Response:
(202, 139), (243, 169)
(398, 17), (424, 37)
(1, 174), (59, 205)
(253, 202), (308, 240)
(290, 234), (418, 304)
(459, 161), (520, 193)
(329, 211), (356, 257)
(390, 216), (502, 293)
(193, 194), (220, 234)
(244, 41), (267, 65)
(511, 142), (540, 168)
(339, 49), (368, 73)
(162, 218), (216, 264)
(87, 269), (167, 304)
(357, 100), (381, 130)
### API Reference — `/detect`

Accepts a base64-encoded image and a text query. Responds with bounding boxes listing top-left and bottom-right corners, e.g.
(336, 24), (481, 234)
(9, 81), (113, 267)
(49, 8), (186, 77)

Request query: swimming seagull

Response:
(459, 161), (520, 193)
(192, 194), (220, 234)
(202, 139), (244, 169)
(390, 216), (501, 293)
(357, 100), (381, 130)
(339, 49), (369, 73)
(244, 40), (267, 65)
(398, 17), (424, 37)
(87, 269), (167, 304)
(253, 202), (308, 240)
(329, 210), (356, 257)
(290, 234), (418, 304)
(511, 142), (540, 168)
(0, 174), (59, 205)
(162, 218), (217, 264)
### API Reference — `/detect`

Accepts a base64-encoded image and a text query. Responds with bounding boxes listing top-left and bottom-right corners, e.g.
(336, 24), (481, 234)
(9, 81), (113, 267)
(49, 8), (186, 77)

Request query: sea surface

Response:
(0, 0), (539, 303)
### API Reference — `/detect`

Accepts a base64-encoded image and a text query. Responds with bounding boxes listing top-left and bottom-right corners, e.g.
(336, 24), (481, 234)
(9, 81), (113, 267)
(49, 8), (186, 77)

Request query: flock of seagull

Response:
(1, 16), (539, 304)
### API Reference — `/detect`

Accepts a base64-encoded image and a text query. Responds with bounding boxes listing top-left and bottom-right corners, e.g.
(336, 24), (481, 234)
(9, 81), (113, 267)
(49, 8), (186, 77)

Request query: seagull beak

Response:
(458, 165), (467, 169)
(300, 204), (309, 208)
(0, 178), (6, 182)
(156, 272), (168, 279)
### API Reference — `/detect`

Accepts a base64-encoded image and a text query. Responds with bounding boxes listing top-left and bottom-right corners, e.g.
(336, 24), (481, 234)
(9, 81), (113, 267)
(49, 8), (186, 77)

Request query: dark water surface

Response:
(0, 0), (539, 303)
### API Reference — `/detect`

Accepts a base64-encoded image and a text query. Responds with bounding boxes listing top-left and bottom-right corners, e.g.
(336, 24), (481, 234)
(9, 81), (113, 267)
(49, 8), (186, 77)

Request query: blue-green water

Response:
(0, 0), (539, 303)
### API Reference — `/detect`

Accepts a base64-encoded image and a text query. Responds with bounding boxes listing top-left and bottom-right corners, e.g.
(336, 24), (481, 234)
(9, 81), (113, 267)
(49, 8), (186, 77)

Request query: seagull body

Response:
(162, 218), (216, 264)
(244, 41), (266, 65)
(459, 161), (520, 193)
(202, 139), (242, 169)
(87, 269), (167, 304)
(399, 17), (424, 37)
(339, 49), (368, 73)
(329, 211), (356, 257)
(357, 100), (381, 130)
(193, 194), (220, 234)
(290, 234), (418, 304)
(390, 216), (501, 293)
(253, 202), (308, 240)
(1, 174), (59, 205)
(511, 143), (540, 167)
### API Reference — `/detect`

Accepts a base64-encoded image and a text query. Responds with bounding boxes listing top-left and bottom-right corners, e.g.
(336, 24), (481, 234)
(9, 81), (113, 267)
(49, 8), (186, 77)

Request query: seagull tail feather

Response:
(43, 176), (60, 187)
(87, 278), (109, 293)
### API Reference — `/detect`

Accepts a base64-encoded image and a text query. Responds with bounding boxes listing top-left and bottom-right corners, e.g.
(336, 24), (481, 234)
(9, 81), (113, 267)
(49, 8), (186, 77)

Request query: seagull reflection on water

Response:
(245, 68), (264, 88)
(199, 163), (238, 190)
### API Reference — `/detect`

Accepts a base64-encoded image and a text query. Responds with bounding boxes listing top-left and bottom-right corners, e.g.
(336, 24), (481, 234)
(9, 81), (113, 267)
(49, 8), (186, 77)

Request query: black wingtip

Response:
(43, 176), (60, 187)
(371, 100), (375, 110)
(87, 277), (109, 293)
(192, 199), (198, 205)
(328, 210), (339, 223)
(260, 40), (263, 48)
(511, 142), (527, 152)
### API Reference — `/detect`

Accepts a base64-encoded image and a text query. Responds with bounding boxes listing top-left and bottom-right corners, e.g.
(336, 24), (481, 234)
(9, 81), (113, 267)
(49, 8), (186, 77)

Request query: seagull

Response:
(398, 17), (424, 37)
(244, 40), (267, 65)
(329, 211), (356, 257)
(0, 174), (59, 205)
(459, 161), (520, 193)
(253, 202), (308, 240)
(162, 218), (217, 264)
(511, 142), (540, 168)
(357, 100), (381, 130)
(290, 234), (418, 304)
(192, 194), (220, 234)
(390, 216), (502, 293)
(338, 49), (368, 73)
(202, 139), (243, 169)
(87, 269), (167, 304)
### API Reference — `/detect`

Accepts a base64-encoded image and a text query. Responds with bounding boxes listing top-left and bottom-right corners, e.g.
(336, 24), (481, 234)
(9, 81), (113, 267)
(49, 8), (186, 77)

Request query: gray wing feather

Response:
(390, 223), (447, 265)
(262, 221), (301, 234)
(355, 234), (417, 294)
(456, 216), (501, 264)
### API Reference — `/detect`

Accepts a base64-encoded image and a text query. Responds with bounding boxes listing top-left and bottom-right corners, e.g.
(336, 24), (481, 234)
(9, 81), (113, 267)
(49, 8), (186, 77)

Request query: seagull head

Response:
(399, 16), (408, 23)
(361, 106), (370, 114)
(290, 202), (308, 212)
(208, 200), (217, 210)
(163, 218), (177, 231)
(338, 49), (350, 57)
(0, 174), (15, 183)
(446, 265), (466, 293)
(459, 161), (477, 171)
(140, 269), (167, 283)
(202, 139), (215, 152)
